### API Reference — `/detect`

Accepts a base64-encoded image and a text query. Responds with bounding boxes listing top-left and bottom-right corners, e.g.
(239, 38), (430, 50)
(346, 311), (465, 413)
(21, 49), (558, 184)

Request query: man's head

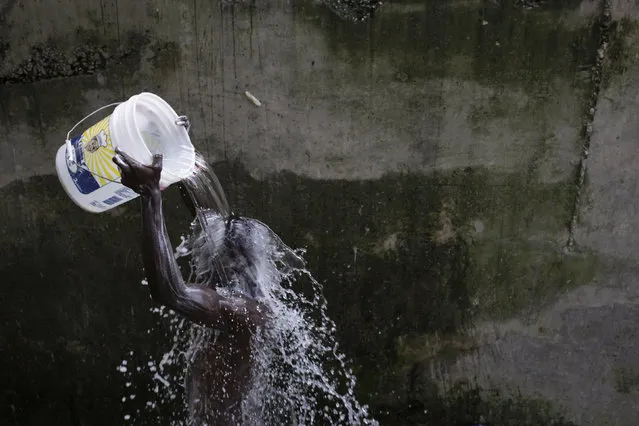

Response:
(214, 215), (262, 299)
(183, 211), (263, 299)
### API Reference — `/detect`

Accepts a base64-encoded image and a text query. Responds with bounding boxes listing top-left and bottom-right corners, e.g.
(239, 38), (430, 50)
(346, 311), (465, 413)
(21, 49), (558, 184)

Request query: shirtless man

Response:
(113, 148), (265, 425)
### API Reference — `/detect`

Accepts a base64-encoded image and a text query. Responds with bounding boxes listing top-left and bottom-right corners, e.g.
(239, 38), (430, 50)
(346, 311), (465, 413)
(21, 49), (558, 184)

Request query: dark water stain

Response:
(603, 18), (639, 89)
(0, 0), (17, 40)
(214, 162), (597, 406)
(0, 38), (8, 63)
(148, 40), (180, 73)
(0, 163), (597, 424)
(613, 367), (639, 394)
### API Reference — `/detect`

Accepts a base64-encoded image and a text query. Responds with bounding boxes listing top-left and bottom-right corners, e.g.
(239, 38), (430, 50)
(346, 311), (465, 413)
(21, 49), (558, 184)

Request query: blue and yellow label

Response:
(67, 116), (121, 194)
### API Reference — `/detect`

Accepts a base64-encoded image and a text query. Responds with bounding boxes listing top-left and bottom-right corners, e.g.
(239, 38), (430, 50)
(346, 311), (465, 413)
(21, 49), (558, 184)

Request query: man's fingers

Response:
(152, 154), (163, 169)
(112, 153), (131, 173)
(114, 147), (141, 165)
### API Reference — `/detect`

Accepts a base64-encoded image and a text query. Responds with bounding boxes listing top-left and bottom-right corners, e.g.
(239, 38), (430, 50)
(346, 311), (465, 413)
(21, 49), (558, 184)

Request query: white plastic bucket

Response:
(56, 92), (196, 213)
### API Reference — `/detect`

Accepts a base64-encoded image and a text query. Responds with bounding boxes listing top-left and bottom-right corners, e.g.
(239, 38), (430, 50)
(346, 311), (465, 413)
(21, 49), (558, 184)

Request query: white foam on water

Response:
(117, 154), (377, 425)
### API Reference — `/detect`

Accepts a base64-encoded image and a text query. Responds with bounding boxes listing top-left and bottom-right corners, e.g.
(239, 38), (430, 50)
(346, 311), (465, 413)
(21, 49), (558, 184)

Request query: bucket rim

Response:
(113, 92), (196, 187)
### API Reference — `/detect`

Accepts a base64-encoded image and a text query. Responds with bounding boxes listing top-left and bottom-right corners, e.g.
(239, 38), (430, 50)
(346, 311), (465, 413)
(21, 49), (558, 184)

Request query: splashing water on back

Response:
(118, 153), (377, 425)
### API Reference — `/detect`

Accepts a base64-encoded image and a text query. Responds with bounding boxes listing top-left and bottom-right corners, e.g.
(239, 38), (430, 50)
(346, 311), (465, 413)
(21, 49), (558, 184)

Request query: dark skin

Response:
(113, 148), (265, 424)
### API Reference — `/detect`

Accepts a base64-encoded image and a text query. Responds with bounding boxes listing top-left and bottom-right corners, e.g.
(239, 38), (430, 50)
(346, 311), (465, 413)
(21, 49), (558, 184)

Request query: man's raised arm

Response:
(113, 149), (261, 328)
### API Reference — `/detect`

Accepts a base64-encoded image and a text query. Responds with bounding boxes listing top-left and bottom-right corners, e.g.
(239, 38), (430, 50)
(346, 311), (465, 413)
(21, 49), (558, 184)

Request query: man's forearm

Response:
(141, 189), (189, 306)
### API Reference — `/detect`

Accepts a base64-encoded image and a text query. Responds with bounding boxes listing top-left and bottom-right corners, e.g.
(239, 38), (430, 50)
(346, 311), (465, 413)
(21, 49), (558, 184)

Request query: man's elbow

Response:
(150, 286), (203, 320)
(148, 284), (182, 310)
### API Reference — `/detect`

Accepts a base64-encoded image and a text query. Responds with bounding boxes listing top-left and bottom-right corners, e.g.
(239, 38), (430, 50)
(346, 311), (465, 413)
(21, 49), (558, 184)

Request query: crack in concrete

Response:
(565, 0), (612, 251)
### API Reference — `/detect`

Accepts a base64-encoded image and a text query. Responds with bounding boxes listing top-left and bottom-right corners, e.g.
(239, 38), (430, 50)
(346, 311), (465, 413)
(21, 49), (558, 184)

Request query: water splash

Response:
(118, 155), (377, 425)
(241, 232), (376, 425)
(181, 152), (230, 217)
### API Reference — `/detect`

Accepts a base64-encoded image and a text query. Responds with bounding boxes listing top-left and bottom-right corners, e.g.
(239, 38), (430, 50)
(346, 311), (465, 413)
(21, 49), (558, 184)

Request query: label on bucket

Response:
(67, 116), (121, 195)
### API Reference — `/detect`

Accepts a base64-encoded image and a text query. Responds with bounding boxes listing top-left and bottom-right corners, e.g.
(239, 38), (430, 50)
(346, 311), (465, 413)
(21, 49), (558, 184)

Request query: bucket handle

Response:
(65, 102), (122, 167)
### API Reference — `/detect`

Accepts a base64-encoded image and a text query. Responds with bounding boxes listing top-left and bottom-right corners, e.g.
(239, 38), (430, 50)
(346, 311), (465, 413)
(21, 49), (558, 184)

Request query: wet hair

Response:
(216, 214), (262, 298)
(177, 153), (265, 298)
(180, 210), (262, 299)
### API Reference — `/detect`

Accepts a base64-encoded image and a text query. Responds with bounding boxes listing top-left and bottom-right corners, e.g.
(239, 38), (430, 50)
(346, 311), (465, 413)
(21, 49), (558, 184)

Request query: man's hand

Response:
(112, 148), (163, 196)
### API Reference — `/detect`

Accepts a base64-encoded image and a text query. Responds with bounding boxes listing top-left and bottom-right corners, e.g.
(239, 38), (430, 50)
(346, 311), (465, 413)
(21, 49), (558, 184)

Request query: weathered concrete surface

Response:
(1, 0), (639, 425)
(0, 0), (594, 184)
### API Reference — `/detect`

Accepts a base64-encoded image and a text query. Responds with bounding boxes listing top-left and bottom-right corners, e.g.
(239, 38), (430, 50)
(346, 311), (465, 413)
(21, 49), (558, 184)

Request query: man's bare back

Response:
(113, 149), (265, 424)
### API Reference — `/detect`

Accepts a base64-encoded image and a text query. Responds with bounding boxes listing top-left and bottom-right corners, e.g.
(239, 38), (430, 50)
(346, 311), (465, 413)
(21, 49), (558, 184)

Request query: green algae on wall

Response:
(469, 241), (598, 319)
(222, 163), (596, 314)
(300, 0), (600, 90)
(227, 163), (595, 323)
(217, 162), (599, 409)
(613, 367), (639, 394)
(604, 18), (639, 88)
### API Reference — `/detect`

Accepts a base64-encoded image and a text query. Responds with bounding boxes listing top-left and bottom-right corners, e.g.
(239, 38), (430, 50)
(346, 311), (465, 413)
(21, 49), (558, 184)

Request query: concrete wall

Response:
(1, 0), (639, 424)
